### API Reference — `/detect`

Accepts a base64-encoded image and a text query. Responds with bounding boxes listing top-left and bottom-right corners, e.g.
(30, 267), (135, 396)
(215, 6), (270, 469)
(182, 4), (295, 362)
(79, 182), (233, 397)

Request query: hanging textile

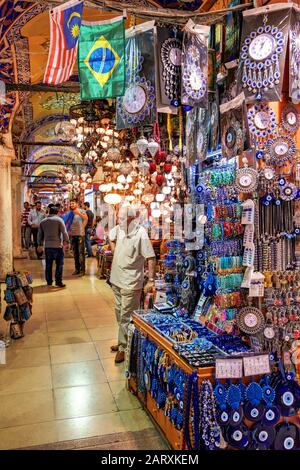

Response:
(223, 0), (242, 65)
(220, 92), (250, 159)
(116, 22), (157, 130)
(181, 20), (210, 109)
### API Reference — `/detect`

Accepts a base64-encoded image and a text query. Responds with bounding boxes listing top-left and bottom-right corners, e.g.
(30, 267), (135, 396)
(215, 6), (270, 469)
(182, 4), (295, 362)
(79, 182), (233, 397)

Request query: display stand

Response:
(128, 312), (214, 450)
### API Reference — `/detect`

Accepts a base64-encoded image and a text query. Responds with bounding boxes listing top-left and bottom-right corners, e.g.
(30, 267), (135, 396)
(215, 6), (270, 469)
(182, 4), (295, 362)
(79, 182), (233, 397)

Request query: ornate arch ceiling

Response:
(1, 0), (207, 192)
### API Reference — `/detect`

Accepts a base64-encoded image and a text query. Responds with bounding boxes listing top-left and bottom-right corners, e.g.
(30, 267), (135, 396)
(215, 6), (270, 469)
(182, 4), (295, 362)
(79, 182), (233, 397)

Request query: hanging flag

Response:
(78, 16), (125, 100)
(44, 0), (83, 85)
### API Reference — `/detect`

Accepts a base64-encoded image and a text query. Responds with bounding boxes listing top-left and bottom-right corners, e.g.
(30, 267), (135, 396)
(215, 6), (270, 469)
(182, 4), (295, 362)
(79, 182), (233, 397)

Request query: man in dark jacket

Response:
(38, 206), (69, 288)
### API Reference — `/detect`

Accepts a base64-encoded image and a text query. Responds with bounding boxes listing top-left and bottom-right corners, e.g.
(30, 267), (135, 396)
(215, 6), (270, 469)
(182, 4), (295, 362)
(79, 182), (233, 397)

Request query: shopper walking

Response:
(84, 201), (94, 257)
(28, 201), (45, 258)
(109, 207), (156, 363)
(37, 206), (69, 287)
(69, 199), (88, 276)
(21, 202), (31, 249)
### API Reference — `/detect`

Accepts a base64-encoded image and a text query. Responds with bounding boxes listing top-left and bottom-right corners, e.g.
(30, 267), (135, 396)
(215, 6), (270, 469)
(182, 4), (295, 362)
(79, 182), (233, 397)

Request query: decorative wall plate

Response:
(280, 182), (298, 201)
(240, 15), (285, 100)
(182, 31), (208, 107)
(235, 167), (258, 193)
(281, 104), (300, 134)
(266, 135), (296, 165)
(247, 103), (276, 145)
(161, 36), (182, 105)
(236, 307), (265, 335)
(117, 76), (155, 125)
(222, 119), (244, 158)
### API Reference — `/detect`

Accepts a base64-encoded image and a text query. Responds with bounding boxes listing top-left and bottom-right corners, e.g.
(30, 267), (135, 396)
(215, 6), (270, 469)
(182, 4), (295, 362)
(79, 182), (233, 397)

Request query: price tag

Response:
(215, 358), (243, 379)
(243, 354), (270, 377)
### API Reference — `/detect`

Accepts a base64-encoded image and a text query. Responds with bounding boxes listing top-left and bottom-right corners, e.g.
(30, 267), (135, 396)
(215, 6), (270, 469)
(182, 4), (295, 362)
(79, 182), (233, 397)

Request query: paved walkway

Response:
(0, 258), (155, 449)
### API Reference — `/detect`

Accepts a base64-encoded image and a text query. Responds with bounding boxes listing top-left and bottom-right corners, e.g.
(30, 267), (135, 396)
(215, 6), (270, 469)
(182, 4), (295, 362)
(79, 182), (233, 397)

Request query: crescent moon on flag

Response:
(67, 11), (81, 29)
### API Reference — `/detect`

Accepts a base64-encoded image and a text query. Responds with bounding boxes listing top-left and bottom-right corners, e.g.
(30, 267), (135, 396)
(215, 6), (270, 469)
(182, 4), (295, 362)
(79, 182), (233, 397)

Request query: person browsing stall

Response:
(109, 207), (156, 364)
(69, 199), (88, 276)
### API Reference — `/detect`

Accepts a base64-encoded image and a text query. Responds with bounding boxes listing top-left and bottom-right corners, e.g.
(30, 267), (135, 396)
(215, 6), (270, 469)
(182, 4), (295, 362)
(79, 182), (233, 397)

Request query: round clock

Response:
(169, 46), (181, 66)
(222, 118), (243, 158)
(267, 135), (296, 165)
(248, 33), (276, 61)
(248, 104), (276, 146)
(264, 326), (275, 340)
(254, 111), (271, 130)
(182, 37), (207, 105)
(235, 167), (258, 193)
(263, 167), (275, 180)
(123, 85), (147, 114)
(240, 19), (285, 100)
(281, 104), (300, 134)
(237, 307), (265, 335)
(280, 183), (298, 201)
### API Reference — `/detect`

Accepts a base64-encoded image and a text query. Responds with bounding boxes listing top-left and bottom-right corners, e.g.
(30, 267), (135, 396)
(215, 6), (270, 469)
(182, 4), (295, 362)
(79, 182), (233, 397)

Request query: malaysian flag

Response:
(43, 0), (83, 85)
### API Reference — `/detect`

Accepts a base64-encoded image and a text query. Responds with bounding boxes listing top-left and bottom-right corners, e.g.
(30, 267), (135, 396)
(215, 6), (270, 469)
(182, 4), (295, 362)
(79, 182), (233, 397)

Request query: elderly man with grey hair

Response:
(109, 206), (156, 363)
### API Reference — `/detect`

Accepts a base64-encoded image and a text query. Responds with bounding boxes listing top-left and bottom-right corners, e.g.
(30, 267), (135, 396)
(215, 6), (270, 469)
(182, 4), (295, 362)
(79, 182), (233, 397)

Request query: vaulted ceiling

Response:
(0, 0), (208, 192)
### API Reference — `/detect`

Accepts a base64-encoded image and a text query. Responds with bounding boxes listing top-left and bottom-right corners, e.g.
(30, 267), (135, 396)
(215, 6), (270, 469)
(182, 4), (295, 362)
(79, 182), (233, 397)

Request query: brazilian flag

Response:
(78, 16), (125, 100)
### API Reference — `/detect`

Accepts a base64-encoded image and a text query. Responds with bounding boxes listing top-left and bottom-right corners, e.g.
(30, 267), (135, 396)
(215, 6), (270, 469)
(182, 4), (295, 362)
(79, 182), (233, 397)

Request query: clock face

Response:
(249, 33), (276, 61)
(264, 327), (275, 340)
(197, 131), (204, 149)
(239, 175), (253, 188)
(169, 47), (181, 66)
(274, 142), (289, 156)
(244, 313), (258, 328)
(287, 112), (297, 125)
(264, 168), (275, 180)
(254, 111), (271, 130)
(190, 70), (203, 91)
(123, 85), (146, 114)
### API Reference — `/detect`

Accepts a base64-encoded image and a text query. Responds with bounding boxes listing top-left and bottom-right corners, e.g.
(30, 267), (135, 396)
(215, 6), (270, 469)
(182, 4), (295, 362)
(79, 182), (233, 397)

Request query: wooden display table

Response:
(128, 312), (214, 450)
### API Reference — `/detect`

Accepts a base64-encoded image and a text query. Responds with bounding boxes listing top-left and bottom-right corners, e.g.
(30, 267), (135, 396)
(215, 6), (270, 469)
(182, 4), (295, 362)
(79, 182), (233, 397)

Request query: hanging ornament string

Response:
(167, 114), (173, 151)
(179, 107), (183, 153)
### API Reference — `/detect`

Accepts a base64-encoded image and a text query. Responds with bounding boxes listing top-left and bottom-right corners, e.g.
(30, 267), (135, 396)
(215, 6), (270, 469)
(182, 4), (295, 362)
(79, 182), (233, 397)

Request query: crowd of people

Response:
(21, 199), (104, 285)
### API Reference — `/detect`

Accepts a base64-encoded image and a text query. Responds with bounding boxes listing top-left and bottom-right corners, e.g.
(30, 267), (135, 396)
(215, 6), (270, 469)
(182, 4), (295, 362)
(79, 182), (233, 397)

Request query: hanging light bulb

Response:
(99, 184), (108, 192)
(126, 195), (136, 202)
(86, 176), (93, 184)
(156, 193), (165, 202)
(162, 186), (171, 195)
(126, 175), (133, 184)
(152, 208), (161, 218)
(104, 193), (122, 204)
(81, 172), (88, 181)
(117, 174), (126, 184)
(80, 182), (87, 190)
(148, 140), (159, 157)
(150, 202), (159, 210)
(133, 188), (142, 196)
(130, 142), (139, 158)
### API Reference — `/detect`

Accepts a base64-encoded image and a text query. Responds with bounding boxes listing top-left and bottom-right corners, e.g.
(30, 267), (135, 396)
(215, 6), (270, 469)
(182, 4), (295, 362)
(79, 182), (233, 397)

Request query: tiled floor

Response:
(0, 258), (155, 449)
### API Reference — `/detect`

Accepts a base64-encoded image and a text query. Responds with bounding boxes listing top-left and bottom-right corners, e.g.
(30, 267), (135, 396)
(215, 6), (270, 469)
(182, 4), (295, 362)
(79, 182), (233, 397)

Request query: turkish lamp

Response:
(126, 175), (133, 184)
(126, 195), (136, 202)
(162, 186), (171, 195)
(150, 202), (159, 210)
(99, 184), (108, 192)
(125, 184), (130, 190)
(81, 172), (88, 181)
(116, 183), (124, 190)
(104, 193), (122, 204)
(117, 175), (126, 184)
(152, 208), (161, 218)
(130, 142), (139, 159)
(65, 172), (73, 183)
(70, 119), (77, 126)
(86, 176), (93, 184)
(80, 182), (87, 190)
(137, 136), (148, 156)
(133, 188), (142, 196)
(67, 183), (73, 191)
(73, 180), (80, 189)
(107, 147), (121, 162)
(156, 193), (165, 202)
(148, 140), (159, 157)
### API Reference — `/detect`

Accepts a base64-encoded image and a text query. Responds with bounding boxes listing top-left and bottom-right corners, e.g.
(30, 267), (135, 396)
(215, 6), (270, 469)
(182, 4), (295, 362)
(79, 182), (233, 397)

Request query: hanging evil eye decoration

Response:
(160, 36), (182, 107)
(266, 135), (296, 165)
(247, 103), (276, 147)
(252, 423), (276, 450)
(236, 306), (265, 335)
(235, 167), (259, 193)
(290, 20), (300, 102)
(240, 15), (285, 101)
(182, 37), (207, 106)
(281, 104), (300, 134)
(280, 182), (298, 201)
(274, 422), (300, 450)
(221, 119), (244, 159)
(117, 50), (155, 126)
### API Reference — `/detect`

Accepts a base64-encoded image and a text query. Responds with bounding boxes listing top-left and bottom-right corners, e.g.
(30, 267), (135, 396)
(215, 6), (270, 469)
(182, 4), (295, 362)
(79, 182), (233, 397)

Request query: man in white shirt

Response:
(109, 207), (156, 363)
(28, 201), (45, 259)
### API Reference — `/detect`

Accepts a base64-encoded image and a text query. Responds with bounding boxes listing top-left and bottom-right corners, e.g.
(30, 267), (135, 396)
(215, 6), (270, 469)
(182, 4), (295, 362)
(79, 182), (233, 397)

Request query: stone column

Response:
(0, 154), (13, 279)
(11, 166), (26, 259)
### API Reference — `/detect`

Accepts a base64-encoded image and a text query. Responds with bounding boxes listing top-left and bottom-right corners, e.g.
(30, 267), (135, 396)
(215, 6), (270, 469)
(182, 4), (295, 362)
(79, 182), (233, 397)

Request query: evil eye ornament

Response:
(229, 405), (244, 427)
(281, 104), (300, 134)
(252, 423), (276, 450)
(280, 183), (298, 201)
(226, 424), (250, 449)
(274, 423), (300, 451)
(244, 402), (265, 422)
(267, 135), (296, 165)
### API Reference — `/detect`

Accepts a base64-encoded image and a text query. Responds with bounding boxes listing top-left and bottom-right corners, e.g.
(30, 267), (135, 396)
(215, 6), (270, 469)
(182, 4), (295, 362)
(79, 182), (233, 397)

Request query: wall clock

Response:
(247, 103), (276, 148)
(281, 104), (300, 134)
(221, 117), (244, 158)
(266, 135), (296, 165)
(237, 307), (265, 335)
(161, 36), (182, 106)
(240, 15), (285, 100)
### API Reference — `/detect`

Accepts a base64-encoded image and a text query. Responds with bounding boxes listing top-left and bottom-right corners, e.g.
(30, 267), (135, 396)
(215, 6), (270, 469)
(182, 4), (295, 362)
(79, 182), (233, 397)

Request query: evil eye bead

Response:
(259, 431), (268, 442)
(284, 437), (295, 450)
(258, 26), (264, 34)
(251, 408), (259, 419)
(271, 53), (278, 62)
(257, 62), (264, 70)
(279, 178), (286, 186)
(250, 31), (257, 38)
(245, 37), (251, 45)
(241, 53), (248, 60)
(282, 391), (294, 407)
(277, 39), (284, 46)
(266, 194), (273, 202)
(245, 58), (251, 66)
(232, 430), (243, 442)
(264, 25), (271, 33)
(276, 46), (283, 54)
(276, 31), (283, 39)
(271, 26), (278, 34)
